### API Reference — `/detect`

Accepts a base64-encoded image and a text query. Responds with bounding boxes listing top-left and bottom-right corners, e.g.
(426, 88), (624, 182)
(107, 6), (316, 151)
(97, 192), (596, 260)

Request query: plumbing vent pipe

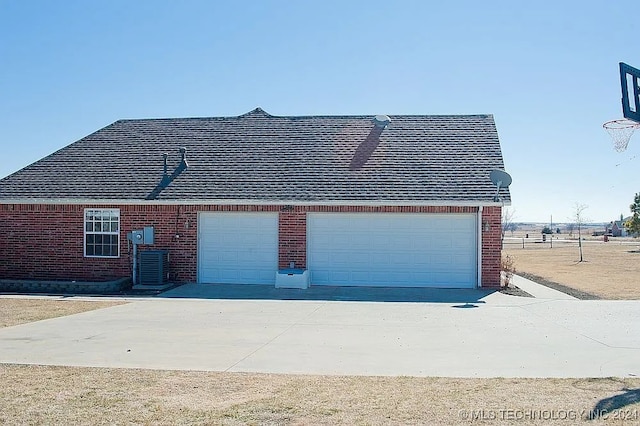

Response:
(372, 115), (391, 128)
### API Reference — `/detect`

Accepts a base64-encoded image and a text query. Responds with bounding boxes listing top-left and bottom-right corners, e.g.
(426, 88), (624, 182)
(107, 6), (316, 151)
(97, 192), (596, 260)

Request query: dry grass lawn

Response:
(0, 298), (126, 328)
(0, 364), (639, 425)
(503, 239), (640, 299)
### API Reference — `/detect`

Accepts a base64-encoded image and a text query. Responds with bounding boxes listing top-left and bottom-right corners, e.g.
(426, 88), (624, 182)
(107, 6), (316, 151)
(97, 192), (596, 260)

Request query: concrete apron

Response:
(1, 285), (639, 378)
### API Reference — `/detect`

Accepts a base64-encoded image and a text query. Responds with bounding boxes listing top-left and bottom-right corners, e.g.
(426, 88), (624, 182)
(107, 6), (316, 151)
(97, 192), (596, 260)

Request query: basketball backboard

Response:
(620, 62), (640, 123)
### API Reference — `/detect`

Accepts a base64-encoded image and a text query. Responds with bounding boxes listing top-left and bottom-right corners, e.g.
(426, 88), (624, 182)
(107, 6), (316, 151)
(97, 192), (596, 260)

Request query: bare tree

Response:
(566, 223), (575, 237)
(571, 203), (588, 262)
(501, 207), (516, 241)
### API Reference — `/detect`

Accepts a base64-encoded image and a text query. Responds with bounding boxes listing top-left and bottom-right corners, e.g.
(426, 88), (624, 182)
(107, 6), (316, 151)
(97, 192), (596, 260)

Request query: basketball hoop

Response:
(603, 118), (640, 152)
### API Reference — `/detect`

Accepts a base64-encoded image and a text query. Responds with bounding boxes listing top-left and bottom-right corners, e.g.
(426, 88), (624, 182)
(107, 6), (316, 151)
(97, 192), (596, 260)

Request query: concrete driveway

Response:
(1, 279), (639, 378)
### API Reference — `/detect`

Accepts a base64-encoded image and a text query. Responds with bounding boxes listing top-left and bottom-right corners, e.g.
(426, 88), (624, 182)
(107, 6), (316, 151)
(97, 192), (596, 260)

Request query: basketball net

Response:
(603, 119), (640, 152)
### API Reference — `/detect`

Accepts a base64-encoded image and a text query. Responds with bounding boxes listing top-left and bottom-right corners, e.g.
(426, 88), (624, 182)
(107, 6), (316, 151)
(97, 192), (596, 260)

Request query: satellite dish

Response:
(490, 169), (512, 202)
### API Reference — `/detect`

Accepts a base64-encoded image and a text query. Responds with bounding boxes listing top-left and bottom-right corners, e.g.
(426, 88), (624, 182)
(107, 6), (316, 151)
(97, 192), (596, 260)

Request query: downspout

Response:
(477, 205), (483, 289)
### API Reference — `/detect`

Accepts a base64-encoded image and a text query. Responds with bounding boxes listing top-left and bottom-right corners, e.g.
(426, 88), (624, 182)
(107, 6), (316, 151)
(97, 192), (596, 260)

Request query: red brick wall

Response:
(0, 203), (500, 287)
(279, 210), (307, 269)
(0, 204), (112, 280)
(0, 204), (281, 282)
(0, 204), (193, 282)
(481, 206), (503, 288)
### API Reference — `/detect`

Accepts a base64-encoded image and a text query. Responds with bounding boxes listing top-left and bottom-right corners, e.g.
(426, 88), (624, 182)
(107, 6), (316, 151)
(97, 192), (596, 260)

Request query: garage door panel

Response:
(388, 252), (411, 265)
(453, 254), (471, 264)
(240, 269), (261, 280)
(308, 213), (477, 288)
(198, 213), (278, 285)
(313, 270), (329, 282)
(220, 270), (240, 281)
(413, 272), (431, 281)
(412, 239), (431, 250)
(386, 271), (409, 282)
(220, 252), (238, 263)
(327, 252), (347, 265)
(371, 253), (389, 264)
(411, 256), (430, 266)
(351, 271), (370, 282)
(451, 241), (469, 251)
(371, 235), (389, 246)
(313, 252), (331, 263)
(236, 234), (254, 245)
(330, 271), (351, 282)
(347, 252), (368, 264)
(200, 269), (219, 280)
(369, 271), (388, 282)
(432, 272), (451, 282)
(458, 220), (476, 232)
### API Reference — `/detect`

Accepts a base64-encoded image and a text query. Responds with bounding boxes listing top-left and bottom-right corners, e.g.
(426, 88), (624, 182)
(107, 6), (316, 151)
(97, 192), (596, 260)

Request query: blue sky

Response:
(1, 0), (637, 223)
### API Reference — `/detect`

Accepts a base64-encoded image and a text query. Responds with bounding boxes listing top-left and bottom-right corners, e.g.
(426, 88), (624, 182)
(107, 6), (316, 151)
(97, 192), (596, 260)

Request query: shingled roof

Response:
(0, 108), (511, 204)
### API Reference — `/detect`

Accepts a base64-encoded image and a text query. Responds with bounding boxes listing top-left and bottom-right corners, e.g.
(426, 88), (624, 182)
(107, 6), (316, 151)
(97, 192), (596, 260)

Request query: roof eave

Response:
(0, 198), (510, 207)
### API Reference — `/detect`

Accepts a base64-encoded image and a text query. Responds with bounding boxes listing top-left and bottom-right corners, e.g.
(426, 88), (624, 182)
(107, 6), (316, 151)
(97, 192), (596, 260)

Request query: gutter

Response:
(0, 199), (511, 207)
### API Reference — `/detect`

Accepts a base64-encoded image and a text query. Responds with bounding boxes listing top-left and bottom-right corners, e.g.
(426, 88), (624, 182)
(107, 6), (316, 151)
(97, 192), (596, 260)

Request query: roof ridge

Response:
(238, 107), (272, 118)
(113, 111), (495, 123)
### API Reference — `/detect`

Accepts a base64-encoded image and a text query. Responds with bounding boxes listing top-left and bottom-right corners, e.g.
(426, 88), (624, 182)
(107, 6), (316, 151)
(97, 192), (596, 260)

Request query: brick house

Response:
(0, 108), (510, 289)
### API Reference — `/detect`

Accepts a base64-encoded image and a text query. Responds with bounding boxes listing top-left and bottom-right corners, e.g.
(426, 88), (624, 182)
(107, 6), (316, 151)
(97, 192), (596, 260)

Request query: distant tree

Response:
(566, 223), (575, 236)
(541, 226), (553, 234)
(501, 208), (516, 241)
(556, 227), (561, 234)
(624, 192), (640, 237)
(571, 203), (588, 262)
(505, 222), (518, 236)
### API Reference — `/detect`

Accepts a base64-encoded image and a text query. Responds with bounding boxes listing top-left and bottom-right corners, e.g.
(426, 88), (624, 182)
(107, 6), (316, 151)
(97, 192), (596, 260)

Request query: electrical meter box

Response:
(128, 226), (154, 245)
(142, 226), (154, 244)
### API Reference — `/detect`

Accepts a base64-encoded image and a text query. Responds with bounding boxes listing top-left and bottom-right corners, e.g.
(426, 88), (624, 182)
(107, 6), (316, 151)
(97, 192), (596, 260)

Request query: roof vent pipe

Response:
(372, 115), (391, 128)
(147, 148), (189, 200)
(160, 153), (171, 187)
(179, 147), (188, 168)
(172, 147), (188, 176)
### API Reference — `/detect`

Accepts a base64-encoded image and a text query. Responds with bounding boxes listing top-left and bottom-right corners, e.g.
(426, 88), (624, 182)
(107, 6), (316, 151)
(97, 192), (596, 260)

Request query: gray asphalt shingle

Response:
(0, 108), (511, 204)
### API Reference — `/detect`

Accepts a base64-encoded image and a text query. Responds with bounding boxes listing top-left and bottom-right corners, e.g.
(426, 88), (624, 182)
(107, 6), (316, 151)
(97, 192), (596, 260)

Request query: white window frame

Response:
(84, 208), (120, 258)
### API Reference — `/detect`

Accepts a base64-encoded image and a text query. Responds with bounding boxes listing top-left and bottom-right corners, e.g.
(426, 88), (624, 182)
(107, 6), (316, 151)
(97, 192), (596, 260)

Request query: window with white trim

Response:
(84, 209), (120, 257)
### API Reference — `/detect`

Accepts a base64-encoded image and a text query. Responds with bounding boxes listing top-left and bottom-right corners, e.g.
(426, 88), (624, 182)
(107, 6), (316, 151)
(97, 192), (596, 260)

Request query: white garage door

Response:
(198, 212), (278, 284)
(307, 213), (477, 288)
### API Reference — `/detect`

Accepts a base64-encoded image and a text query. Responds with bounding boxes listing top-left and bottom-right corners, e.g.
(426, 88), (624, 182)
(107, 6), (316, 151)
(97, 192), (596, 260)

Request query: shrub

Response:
(501, 254), (516, 287)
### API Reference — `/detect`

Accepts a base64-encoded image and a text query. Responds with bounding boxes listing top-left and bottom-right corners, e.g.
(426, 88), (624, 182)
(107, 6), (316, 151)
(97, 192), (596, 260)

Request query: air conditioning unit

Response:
(138, 250), (169, 285)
